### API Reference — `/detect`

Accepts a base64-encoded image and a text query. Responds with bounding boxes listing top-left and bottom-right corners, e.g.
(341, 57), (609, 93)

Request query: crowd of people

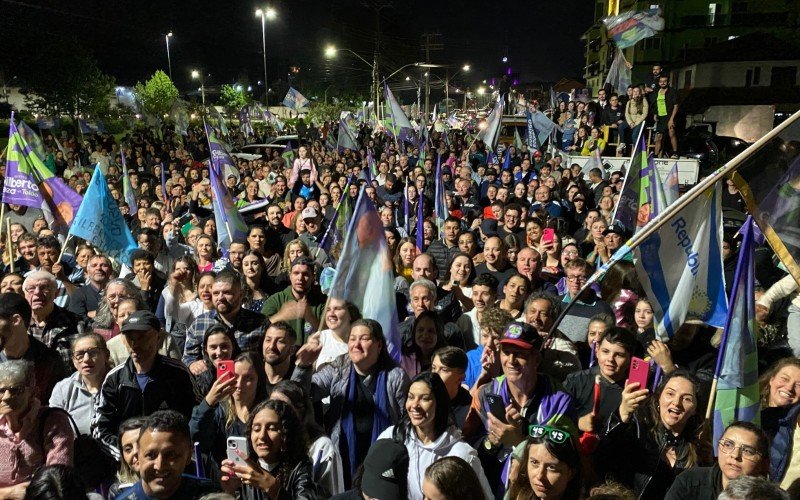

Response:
(0, 80), (796, 500)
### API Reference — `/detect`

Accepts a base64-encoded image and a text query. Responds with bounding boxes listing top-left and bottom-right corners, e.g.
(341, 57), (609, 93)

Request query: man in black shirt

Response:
(68, 254), (114, 320)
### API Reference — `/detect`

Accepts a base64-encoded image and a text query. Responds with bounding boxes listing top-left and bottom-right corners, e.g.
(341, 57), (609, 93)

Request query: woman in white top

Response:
(157, 256), (199, 355)
(757, 272), (800, 356)
(316, 298), (361, 369)
(378, 372), (493, 500)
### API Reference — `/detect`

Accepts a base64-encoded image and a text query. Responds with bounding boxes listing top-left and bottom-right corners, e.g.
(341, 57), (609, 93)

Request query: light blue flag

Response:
(205, 124), (248, 251)
(605, 48), (632, 95)
(337, 116), (359, 152)
(121, 151), (137, 216)
(665, 162), (680, 205)
(712, 215), (760, 450)
(69, 167), (138, 266)
(329, 187), (401, 362)
(528, 110), (560, 150)
(634, 184), (729, 340)
(282, 87), (309, 110)
(475, 97), (503, 151)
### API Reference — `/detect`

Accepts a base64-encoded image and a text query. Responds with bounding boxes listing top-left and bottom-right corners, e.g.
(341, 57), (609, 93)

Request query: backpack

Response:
(38, 406), (117, 488)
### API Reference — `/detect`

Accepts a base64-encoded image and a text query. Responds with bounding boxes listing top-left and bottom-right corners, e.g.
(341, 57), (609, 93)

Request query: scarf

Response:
(340, 364), (390, 480)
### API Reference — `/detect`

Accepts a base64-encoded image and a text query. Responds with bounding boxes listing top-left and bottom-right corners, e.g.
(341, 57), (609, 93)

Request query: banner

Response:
(603, 8), (665, 49)
(383, 84), (414, 144)
(4, 118), (42, 207)
(36, 117), (61, 130)
(69, 167), (138, 266)
(78, 119), (105, 134)
(282, 87), (309, 110)
(205, 124), (248, 250)
(476, 98), (503, 151)
(634, 184), (728, 340)
(337, 115), (359, 152)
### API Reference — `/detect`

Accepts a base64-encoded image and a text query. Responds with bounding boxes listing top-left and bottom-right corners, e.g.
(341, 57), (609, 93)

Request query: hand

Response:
(205, 371), (237, 407)
(138, 270), (152, 290)
(755, 304), (769, 323)
(487, 407), (524, 448)
(619, 382), (649, 424)
(578, 412), (599, 433)
(668, 120), (675, 130)
(222, 451), (280, 493)
(51, 261), (65, 279)
(647, 340), (676, 373)
(295, 332), (322, 368)
(189, 360), (208, 376)
(0, 482), (30, 500)
(480, 345), (498, 374)
(273, 298), (307, 322)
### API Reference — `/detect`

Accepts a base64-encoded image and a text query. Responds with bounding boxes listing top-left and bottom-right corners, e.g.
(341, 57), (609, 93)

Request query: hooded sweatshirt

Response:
(378, 425), (493, 500)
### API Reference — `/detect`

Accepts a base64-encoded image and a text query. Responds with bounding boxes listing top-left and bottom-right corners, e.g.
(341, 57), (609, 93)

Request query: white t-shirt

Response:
(316, 329), (349, 370)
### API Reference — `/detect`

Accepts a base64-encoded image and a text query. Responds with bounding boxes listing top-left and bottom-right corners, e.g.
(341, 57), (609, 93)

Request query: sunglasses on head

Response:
(528, 424), (573, 445)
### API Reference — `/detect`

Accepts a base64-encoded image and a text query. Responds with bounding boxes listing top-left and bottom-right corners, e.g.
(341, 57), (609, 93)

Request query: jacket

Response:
(379, 425), (493, 500)
(299, 355), (409, 460)
(625, 98), (649, 127)
(426, 240), (460, 278)
(764, 401), (800, 482)
(189, 398), (248, 466)
(237, 457), (317, 500)
(92, 354), (196, 459)
(664, 464), (723, 500)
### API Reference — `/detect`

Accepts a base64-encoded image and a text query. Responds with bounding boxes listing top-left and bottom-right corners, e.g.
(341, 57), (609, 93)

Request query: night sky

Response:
(3, 0), (593, 103)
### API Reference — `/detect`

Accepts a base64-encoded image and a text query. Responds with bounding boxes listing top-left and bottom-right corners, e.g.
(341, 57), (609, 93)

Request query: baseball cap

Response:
(121, 310), (161, 334)
(301, 207), (318, 220)
(361, 439), (410, 500)
(602, 223), (627, 237)
(480, 219), (498, 237)
(499, 321), (542, 350)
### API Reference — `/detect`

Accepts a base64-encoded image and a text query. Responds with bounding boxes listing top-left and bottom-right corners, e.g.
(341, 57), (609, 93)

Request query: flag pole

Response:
(6, 218), (14, 273)
(547, 109), (800, 339)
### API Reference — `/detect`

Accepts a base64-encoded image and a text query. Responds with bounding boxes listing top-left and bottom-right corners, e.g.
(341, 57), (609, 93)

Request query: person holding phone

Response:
(602, 369), (709, 498)
(463, 322), (576, 498)
(220, 399), (317, 499)
(192, 324), (242, 399)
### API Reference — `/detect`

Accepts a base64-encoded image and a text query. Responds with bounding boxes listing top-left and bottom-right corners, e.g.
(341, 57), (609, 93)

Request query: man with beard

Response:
(262, 257), (326, 345)
(524, 292), (581, 380)
(261, 320), (316, 392)
(183, 272), (266, 375)
(266, 203), (297, 252)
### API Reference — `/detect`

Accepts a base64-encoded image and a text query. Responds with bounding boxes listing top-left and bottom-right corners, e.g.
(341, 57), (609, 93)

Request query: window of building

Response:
(708, 3), (718, 25)
(643, 37), (662, 50)
(683, 70), (693, 88)
(753, 67), (761, 85)
(704, 37), (718, 47)
(745, 69), (753, 87)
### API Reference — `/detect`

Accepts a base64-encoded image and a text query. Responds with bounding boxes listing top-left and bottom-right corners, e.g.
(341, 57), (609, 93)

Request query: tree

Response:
(218, 84), (248, 114)
(17, 37), (115, 118)
(135, 71), (180, 120)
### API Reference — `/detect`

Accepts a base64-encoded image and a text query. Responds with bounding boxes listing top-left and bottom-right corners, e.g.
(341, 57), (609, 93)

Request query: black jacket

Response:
(238, 457), (317, 500)
(92, 354), (196, 458)
(664, 464), (723, 500)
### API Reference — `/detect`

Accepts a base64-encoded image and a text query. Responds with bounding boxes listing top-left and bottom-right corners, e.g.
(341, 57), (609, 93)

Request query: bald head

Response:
(412, 253), (437, 281)
(516, 247), (542, 280)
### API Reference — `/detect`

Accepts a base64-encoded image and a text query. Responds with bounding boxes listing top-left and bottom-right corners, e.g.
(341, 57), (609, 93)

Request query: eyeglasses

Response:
(528, 425), (572, 444)
(24, 285), (53, 294)
(718, 439), (762, 462)
(73, 348), (103, 361)
(566, 275), (587, 282)
(0, 385), (26, 397)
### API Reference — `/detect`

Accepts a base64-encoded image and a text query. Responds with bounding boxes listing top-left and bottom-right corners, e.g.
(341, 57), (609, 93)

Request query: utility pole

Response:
(421, 33), (443, 119)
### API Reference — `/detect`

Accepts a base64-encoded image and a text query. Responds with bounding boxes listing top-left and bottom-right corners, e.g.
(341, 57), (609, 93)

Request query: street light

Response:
(325, 45), (378, 114)
(444, 63), (470, 114)
(164, 31), (173, 81)
(255, 7), (277, 106)
(191, 69), (205, 106)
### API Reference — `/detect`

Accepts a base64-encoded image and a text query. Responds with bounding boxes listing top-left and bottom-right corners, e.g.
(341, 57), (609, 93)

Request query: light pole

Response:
(255, 7), (277, 106)
(164, 32), (173, 81)
(191, 70), (205, 106)
(325, 45), (377, 112)
(445, 64), (470, 114)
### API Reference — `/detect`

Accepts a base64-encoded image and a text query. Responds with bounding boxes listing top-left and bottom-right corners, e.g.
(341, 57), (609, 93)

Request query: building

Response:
(583, 0), (800, 95)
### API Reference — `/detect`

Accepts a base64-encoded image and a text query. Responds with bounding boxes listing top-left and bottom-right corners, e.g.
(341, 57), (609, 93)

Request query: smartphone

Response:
(542, 228), (555, 246)
(486, 394), (507, 423)
(216, 360), (235, 381)
(226, 436), (249, 466)
(627, 356), (650, 390)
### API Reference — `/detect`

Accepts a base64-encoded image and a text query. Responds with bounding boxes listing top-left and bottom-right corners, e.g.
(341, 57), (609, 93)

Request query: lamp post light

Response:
(165, 31), (173, 81)
(444, 63), (470, 114)
(191, 70), (205, 106)
(325, 45), (377, 114)
(255, 7), (277, 105)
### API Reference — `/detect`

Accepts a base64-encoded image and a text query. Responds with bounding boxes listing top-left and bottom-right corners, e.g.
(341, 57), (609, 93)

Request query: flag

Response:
(36, 117), (60, 130)
(78, 119), (105, 134)
(476, 98), (503, 151)
(69, 167), (138, 266)
(383, 84), (414, 144)
(7, 119), (83, 235)
(160, 162), (170, 204)
(729, 115), (800, 286)
(514, 127), (523, 150)
(433, 155), (447, 238)
(502, 146), (511, 170)
(328, 187), (401, 362)
(581, 146), (603, 178)
(209, 107), (229, 136)
(612, 132), (648, 233)
(527, 109), (559, 150)
(605, 48), (632, 95)
(337, 117), (359, 152)
(238, 105), (254, 137)
(319, 177), (354, 264)
(121, 151), (137, 216)
(415, 192), (424, 253)
(665, 161), (680, 205)
(204, 124), (248, 251)
(712, 216), (760, 448)
(171, 102), (189, 136)
(282, 87), (309, 110)
(634, 184), (729, 340)
(281, 143), (295, 168)
(52, 134), (67, 156)
(325, 123), (337, 151)
(603, 8), (665, 49)
(644, 154), (671, 218)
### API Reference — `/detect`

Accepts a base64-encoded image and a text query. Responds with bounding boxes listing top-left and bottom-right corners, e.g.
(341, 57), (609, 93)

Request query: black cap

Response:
(361, 439), (409, 500)
(499, 321), (542, 350)
(602, 223), (627, 237)
(486, 168), (498, 177)
(121, 310), (161, 333)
